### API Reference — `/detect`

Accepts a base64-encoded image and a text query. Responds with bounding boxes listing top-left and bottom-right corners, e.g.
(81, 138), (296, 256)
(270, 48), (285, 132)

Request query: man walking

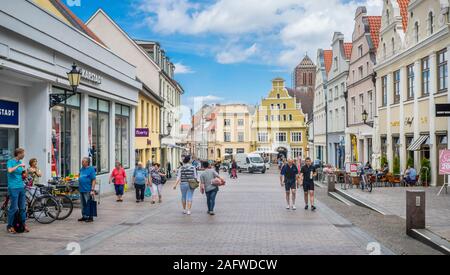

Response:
(300, 157), (317, 211)
(280, 159), (299, 210)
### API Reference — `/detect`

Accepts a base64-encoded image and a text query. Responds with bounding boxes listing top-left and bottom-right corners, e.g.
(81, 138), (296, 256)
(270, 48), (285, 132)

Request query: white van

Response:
(235, 153), (266, 174)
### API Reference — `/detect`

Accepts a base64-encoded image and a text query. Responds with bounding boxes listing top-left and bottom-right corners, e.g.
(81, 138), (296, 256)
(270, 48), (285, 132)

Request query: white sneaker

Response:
(292, 205), (297, 210)
(286, 205), (290, 210)
(187, 210), (191, 215)
(183, 210), (187, 215)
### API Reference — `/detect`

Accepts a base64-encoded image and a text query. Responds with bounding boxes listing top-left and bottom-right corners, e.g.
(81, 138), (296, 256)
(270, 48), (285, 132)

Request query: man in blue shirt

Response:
(133, 162), (149, 203)
(280, 159), (299, 210)
(6, 148), (28, 234)
(78, 157), (97, 223)
(404, 166), (417, 186)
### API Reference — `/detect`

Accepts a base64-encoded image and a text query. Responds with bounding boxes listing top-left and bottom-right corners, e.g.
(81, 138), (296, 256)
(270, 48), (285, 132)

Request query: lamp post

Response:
(161, 123), (173, 138)
(362, 110), (374, 128)
(67, 63), (82, 92)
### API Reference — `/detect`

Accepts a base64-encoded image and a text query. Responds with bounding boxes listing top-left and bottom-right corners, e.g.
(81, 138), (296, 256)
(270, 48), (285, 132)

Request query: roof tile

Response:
(344, 43), (352, 60)
(366, 16), (382, 50)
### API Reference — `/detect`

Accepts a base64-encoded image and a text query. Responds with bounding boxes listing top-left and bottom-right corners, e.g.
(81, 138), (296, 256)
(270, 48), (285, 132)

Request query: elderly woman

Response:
(133, 162), (149, 203)
(110, 162), (127, 202)
(78, 157), (97, 223)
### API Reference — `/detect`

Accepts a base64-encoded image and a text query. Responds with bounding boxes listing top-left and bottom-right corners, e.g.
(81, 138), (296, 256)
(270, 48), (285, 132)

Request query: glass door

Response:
(0, 128), (18, 191)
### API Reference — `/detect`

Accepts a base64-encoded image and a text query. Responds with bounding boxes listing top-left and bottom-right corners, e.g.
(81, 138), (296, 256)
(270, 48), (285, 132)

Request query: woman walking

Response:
(110, 162), (127, 202)
(150, 163), (166, 204)
(200, 161), (224, 215)
(173, 156), (198, 215)
(133, 162), (149, 203)
(231, 160), (238, 179)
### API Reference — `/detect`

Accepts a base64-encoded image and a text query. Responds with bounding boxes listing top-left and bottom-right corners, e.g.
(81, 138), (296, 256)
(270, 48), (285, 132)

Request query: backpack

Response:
(13, 211), (25, 233)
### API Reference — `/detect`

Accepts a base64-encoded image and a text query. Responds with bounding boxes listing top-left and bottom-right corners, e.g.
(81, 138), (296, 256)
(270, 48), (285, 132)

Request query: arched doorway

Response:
(277, 147), (288, 159)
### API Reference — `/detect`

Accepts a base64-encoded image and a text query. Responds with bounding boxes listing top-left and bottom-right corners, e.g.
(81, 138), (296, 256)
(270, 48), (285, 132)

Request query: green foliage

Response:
(407, 157), (414, 168)
(420, 158), (431, 183)
(380, 155), (388, 168)
(393, 156), (400, 175)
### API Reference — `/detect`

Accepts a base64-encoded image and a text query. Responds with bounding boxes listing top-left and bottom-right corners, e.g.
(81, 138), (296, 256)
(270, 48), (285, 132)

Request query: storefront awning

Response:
(407, 135), (429, 151)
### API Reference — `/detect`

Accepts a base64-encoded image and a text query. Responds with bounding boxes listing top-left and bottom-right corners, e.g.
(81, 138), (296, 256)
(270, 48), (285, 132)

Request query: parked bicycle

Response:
(37, 184), (73, 221)
(358, 166), (373, 193)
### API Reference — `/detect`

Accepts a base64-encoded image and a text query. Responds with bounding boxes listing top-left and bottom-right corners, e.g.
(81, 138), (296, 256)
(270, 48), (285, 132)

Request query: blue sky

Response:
(67, 0), (382, 119)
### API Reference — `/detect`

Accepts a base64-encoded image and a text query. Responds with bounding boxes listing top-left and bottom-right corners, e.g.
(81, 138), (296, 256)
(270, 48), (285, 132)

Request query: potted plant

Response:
(407, 157), (414, 168)
(420, 158), (431, 187)
(393, 156), (400, 175)
(380, 155), (388, 169)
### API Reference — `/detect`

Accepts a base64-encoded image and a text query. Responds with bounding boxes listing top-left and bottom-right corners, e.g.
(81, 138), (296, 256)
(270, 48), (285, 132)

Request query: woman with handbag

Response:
(109, 162), (127, 202)
(200, 161), (225, 215)
(173, 156), (198, 215)
(150, 163), (166, 204)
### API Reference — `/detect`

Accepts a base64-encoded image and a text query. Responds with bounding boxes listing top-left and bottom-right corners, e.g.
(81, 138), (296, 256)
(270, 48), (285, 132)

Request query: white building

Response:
(0, 0), (141, 193)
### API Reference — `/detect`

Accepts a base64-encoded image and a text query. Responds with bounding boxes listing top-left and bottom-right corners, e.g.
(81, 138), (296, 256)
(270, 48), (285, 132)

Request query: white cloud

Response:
(189, 95), (224, 104)
(174, 62), (195, 74)
(137, 0), (384, 68)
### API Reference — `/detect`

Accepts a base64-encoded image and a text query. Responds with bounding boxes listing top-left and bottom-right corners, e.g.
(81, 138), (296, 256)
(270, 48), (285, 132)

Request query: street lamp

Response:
(67, 63), (82, 92)
(362, 110), (374, 128)
(161, 123), (173, 138)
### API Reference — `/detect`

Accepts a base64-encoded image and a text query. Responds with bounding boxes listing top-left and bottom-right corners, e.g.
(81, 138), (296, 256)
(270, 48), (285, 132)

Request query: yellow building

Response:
(135, 85), (164, 165)
(251, 78), (308, 160)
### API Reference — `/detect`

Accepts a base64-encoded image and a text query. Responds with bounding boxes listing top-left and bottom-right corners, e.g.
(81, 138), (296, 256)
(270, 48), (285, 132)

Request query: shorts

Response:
(285, 179), (297, 192)
(114, 184), (124, 196)
(303, 181), (315, 192)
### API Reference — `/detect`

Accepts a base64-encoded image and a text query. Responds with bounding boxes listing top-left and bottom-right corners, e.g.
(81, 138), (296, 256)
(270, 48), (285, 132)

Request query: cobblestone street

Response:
(0, 169), (398, 255)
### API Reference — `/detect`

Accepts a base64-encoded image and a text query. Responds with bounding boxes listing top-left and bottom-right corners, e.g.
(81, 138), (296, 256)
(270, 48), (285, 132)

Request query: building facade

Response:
(251, 78), (308, 159)
(313, 49), (333, 162)
(86, 9), (164, 167)
(0, 0), (140, 193)
(327, 32), (352, 168)
(345, 7), (381, 165)
(375, 0), (450, 186)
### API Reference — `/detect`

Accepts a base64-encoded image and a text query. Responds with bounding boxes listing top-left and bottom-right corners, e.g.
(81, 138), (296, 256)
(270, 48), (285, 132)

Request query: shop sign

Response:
(436, 104), (450, 117)
(80, 69), (102, 85)
(135, 128), (149, 137)
(439, 150), (450, 175)
(0, 100), (19, 126)
(345, 162), (361, 177)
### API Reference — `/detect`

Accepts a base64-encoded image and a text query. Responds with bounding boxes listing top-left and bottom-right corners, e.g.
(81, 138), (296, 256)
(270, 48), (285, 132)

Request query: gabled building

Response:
(374, 0), (450, 186)
(345, 7), (381, 166)
(312, 49), (333, 162)
(326, 32), (352, 168)
(251, 78), (308, 160)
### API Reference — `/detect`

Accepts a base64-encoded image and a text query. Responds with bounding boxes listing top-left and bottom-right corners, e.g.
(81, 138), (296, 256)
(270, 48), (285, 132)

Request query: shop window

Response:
(115, 104), (130, 168)
(51, 87), (80, 178)
(89, 97), (110, 174)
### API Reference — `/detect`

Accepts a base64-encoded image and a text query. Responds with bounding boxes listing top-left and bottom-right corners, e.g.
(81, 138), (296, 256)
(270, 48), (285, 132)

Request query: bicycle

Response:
(358, 169), (373, 193)
(38, 184), (73, 221)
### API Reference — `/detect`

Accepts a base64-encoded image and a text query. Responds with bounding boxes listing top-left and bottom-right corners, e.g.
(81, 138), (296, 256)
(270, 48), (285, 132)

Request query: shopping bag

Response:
(145, 186), (152, 197)
(124, 184), (129, 193)
(88, 196), (98, 217)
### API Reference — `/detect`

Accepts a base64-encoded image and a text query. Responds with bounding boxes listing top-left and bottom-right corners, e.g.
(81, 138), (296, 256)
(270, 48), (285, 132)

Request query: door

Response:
(0, 128), (18, 191)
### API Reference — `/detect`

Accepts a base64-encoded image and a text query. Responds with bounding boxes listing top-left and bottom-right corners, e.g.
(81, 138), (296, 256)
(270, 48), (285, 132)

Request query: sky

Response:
(67, 0), (383, 122)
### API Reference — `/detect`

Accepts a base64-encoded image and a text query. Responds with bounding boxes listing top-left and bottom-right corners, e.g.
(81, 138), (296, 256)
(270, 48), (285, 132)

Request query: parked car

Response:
(235, 153), (266, 174)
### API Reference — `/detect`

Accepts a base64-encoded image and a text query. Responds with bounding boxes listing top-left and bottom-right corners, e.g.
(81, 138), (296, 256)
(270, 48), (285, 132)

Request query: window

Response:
(414, 22), (419, 43)
(51, 88), (80, 178)
(238, 132), (244, 142)
(368, 91), (373, 120)
(351, 97), (356, 123)
(393, 70), (400, 103)
(283, 103), (287, 109)
(275, 132), (287, 142)
(277, 93), (280, 99)
(291, 132), (302, 143)
(258, 132), (268, 143)
(115, 104), (130, 168)
(422, 57), (430, 96)
(289, 114), (293, 121)
(386, 10), (390, 25)
(358, 45), (363, 57)
(237, 148), (245, 154)
(238, 119), (244, 126)
(407, 64), (415, 99)
(225, 148), (233, 155)
(358, 66), (363, 79)
(438, 49), (448, 92)
(382, 76), (388, 106)
(428, 12), (434, 35)
(283, 114), (287, 121)
(224, 132), (231, 142)
(359, 94), (364, 122)
(383, 43), (386, 59)
(334, 57), (338, 70)
(88, 97), (110, 174)
(224, 119), (231, 126)
(291, 148), (303, 159)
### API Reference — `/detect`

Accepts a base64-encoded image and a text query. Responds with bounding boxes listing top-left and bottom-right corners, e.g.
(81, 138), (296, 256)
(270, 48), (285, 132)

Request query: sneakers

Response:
(183, 210), (187, 215)
(78, 217), (87, 222)
(186, 210), (191, 215)
(292, 205), (297, 210)
(311, 206), (317, 211)
(286, 205), (290, 210)
(209, 211), (215, 216)
(304, 205), (309, 210)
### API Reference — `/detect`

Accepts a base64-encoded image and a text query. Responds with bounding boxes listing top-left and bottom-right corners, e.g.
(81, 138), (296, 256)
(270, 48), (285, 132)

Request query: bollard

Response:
(327, 174), (336, 193)
(406, 190), (426, 234)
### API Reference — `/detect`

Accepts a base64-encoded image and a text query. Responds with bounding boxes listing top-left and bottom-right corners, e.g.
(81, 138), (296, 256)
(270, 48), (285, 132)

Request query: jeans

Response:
(114, 184), (124, 196)
(80, 192), (92, 219)
(135, 184), (146, 201)
(7, 188), (26, 228)
(152, 184), (163, 197)
(206, 189), (218, 212)
(180, 182), (194, 203)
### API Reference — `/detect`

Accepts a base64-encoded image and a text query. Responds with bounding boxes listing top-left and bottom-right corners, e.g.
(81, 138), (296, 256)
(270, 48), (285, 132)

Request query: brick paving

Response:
(343, 187), (450, 241)
(1, 170), (391, 255)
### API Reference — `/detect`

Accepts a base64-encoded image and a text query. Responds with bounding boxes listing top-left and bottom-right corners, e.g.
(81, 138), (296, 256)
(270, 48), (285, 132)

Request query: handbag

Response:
(188, 179), (200, 189)
(212, 177), (226, 187)
(145, 186), (152, 197)
(88, 196), (98, 217)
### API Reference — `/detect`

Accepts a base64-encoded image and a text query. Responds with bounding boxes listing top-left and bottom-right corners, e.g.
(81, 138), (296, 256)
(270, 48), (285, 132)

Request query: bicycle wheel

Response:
(0, 200), (10, 223)
(367, 182), (373, 193)
(55, 195), (73, 220)
(30, 195), (60, 224)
